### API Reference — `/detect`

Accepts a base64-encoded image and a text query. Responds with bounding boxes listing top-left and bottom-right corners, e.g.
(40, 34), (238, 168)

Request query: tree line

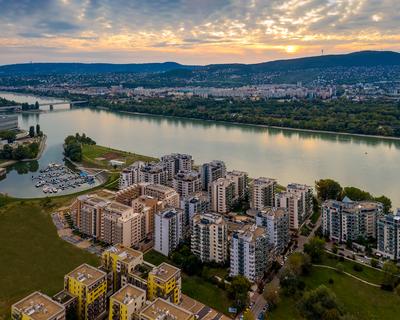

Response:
(63, 133), (96, 162)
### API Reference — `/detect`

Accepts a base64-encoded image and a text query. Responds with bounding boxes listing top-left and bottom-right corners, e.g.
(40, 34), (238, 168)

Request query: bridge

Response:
(0, 100), (88, 111)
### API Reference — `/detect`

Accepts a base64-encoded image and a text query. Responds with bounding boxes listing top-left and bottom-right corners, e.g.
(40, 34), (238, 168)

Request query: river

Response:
(0, 92), (399, 207)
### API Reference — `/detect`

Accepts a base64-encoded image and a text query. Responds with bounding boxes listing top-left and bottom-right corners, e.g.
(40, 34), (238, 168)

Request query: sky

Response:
(0, 0), (399, 65)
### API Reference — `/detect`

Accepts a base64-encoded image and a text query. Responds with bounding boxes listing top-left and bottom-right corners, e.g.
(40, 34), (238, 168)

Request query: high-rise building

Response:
(140, 298), (193, 320)
(275, 192), (302, 230)
(172, 170), (202, 198)
(191, 213), (228, 263)
(147, 263), (182, 303)
(230, 224), (271, 282)
(226, 170), (248, 200)
(154, 208), (184, 256)
(322, 198), (383, 242)
(11, 292), (66, 320)
(144, 184), (180, 208)
(161, 153), (193, 181)
(210, 177), (236, 214)
(256, 207), (290, 254)
(132, 195), (164, 240)
(64, 264), (108, 320)
(115, 184), (143, 206)
(108, 284), (146, 320)
(102, 245), (144, 292)
(139, 163), (168, 186)
(377, 210), (400, 261)
(287, 183), (313, 224)
(200, 160), (226, 191)
(250, 177), (276, 211)
(179, 192), (210, 228)
(119, 162), (145, 189)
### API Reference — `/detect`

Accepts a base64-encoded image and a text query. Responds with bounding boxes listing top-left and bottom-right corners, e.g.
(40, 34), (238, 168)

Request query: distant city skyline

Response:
(0, 0), (399, 65)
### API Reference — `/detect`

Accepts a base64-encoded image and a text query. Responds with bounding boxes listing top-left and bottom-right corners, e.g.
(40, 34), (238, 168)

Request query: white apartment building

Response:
(287, 183), (313, 221)
(154, 208), (184, 256)
(119, 161), (145, 189)
(139, 162), (168, 185)
(210, 177), (236, 214)
(256, 207), (290, 254)
(191, 213), (228, 263)
(377, 209), (400, 261)
(230, 224), (271, 282)
(172, 170), (202, 198)
(161, 153), (193, 181)
(227, 170), (248, 200)
(322, 198), (383, 243)
(275, 192), (302, 230)
(201, 160), (227, 191)
(179, 192), (210, 228)
(250, 177), (276, 211)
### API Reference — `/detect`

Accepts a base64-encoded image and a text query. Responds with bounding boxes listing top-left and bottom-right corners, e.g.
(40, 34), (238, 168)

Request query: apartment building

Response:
(119, 162), (168, 189)
(377, 210), (400, 261)
(200, 160), (226, 191)
(287, 183), (313, 224)
(210, 177), (236, 214)
(256, 207), (290, 254)
(322, 198), (383, 242)
(132, 195), (163, 240)
(191, 213), (228, 263)
(161, 153), (193, 181)
(11, 292), (66, 320)
(180, 192), (210, 228)
(119, 162), (145, 189)
(250, 177), (276, 211)
(102, 245), (144, 292)
(140, 298), (193, 320)
(230, 224), (271, 282)
(147, 263), (182, 303)
(108, 284), (146, 320)
(115, 184), (143, 206)
(154, 208), (184, 256)
(64, 264), (108, 320)
(172, 170), (202, 197)
(144, 184), (180, 208)
(275, 192), (302, 230)
(226, 170), (248, 200)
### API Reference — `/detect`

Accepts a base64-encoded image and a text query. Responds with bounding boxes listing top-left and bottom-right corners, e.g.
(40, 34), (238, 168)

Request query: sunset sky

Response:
(0, 0), (399, 65)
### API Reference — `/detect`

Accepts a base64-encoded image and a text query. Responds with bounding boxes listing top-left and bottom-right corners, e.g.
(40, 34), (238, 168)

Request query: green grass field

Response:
(81, 144), (157, 169)
(0, 198), (99, 319)
(269, 266), (400, 320)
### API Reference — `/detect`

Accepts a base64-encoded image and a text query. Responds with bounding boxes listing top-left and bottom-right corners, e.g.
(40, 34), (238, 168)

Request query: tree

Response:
(0, 130), (17, 143)
(297, 285), (342, 320)
(370, 258), (379, 268)
(227, 276), (251, 311)
(263, 282), (280, 308)
(381, 261), (400, 290)
(335, 263), (344, 274)
(304, 237), (326, 263)
(374, 195), (392, 214)
(315, 179), (342, 201)
(286, 252), (311, 276)
(279, 268), (305, 296)
(29, 126), (35, 138)
(36, 124), (41, 136)
(243, 309), (254, 320)
(34, 101), (40, 109)
(342, 187), (372, 201)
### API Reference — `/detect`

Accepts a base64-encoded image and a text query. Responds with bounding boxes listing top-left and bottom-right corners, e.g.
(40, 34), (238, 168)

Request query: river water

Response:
(0, 92), (399, 207)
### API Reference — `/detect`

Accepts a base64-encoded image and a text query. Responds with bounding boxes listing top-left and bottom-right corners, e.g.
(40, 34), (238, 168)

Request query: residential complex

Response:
(191, 212), (228, 263)
(230, 224), (271, 282)
(144, 184), (180, 208)
(322, 198), (383, 242)
(256, 207), (290, 254)
(140, 298), (193, 320)
(377, 210), (400, 261)
(200, 160), (226, 191)
(147, 263), (182, 303)
(172, 170), (202, 197)
(64, 264), (108, 320)
(210, 177), (236, 214)
(108, 284), (146, 320)
(154, 208), (184, 256)
(226, 170), (248, 200)
(250, 177), (276, 211)
(161, 153), (193, 181)
(179, 192), (210, 227)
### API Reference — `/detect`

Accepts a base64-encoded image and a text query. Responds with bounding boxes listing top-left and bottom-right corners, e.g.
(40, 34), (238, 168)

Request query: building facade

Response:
(226, 170), (248, 201)
(161, 153), (193, 181)
(210, 177), (236, 214)
(154, 208), (184, 256)
(250, 177), (276, 211)
(108, 284), (146, 320)
(200, 160), (226, 191)
(147, 263), (182, 304)
(172, 170), (202, 198)
(377, 210), (400, 261)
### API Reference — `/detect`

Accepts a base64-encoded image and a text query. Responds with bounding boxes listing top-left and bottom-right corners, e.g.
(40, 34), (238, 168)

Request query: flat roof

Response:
(105, 244), (143, 263)
(150, 262), (180, 282)
(13, 292), (64, 320)
(111, 284), (146, 305)
(65, 263), (106, 286)
(141, 298), (193, 320)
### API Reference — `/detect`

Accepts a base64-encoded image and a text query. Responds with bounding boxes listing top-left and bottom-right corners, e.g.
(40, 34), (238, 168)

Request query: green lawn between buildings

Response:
(269, 266), (400, 320)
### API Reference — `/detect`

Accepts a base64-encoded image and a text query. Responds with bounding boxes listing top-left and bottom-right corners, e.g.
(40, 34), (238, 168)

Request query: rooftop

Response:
(141, 298), (193, 320)
(253, 177), (276, 185)
(105, 244), (143, 264)
(13, 292), (64, 320)
(65, 263), (106, 286)
(111, 284), (146, 305)
(150, 262), (180, 282)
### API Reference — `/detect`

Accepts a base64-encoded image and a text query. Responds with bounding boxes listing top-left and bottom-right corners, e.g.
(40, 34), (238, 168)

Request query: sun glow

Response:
(285, 45), (298, 53)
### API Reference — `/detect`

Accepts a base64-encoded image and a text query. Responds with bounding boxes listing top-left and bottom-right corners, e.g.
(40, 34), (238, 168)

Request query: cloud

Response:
(0, 0), (399, 64)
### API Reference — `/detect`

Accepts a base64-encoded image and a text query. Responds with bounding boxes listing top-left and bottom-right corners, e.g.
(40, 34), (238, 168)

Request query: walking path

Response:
(312, 264), (380, 287)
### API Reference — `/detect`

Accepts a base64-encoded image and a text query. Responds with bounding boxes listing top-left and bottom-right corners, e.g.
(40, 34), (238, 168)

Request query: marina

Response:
(31, 163), (95, 194)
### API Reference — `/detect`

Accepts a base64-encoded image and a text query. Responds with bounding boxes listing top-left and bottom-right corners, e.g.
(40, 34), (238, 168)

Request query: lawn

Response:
(0, 198), (99, 319)
(310, 210), (320, 224)
(269, 266), (400, 320)
(144, 249), (172, 266)
(81, 144), (157, 169)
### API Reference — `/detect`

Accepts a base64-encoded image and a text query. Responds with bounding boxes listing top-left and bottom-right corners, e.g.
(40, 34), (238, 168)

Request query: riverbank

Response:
(109, 108), (400, 142)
